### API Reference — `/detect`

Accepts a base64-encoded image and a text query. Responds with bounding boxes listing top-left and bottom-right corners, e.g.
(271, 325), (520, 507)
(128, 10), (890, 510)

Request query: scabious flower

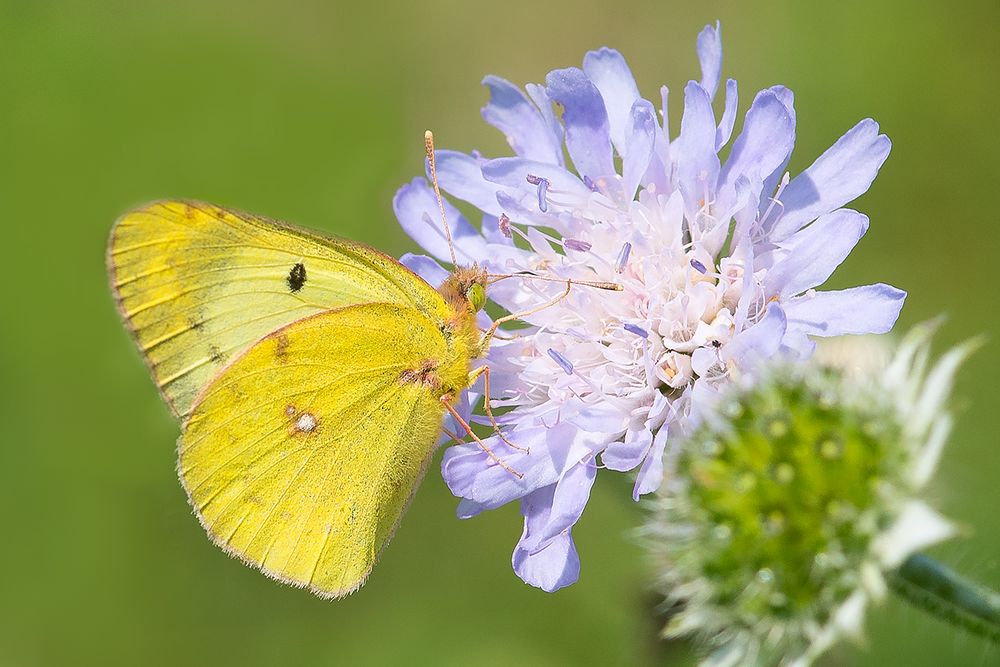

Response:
(394, 23), (906, 591)
(643, 325), (973, 665)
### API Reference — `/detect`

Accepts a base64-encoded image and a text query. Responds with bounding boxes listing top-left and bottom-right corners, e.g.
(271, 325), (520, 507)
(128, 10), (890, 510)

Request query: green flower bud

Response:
(645, 325), (974, 666)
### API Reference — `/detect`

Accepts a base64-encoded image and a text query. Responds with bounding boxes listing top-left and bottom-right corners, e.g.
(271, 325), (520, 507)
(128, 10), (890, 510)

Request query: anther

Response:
(690, 258), (708, 274)
(547, 348), (574, 375)
(623, 323), (649, 339)
(498, 213), (512, 238)
(615, 242), (632, 273)
(525, 174), (550, 212)
(564, 238), (592, 252)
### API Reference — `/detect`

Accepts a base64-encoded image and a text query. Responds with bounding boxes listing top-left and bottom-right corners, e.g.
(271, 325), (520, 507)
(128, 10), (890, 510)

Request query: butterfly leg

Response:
(468, 365), (529, 453)
(441, 397), (523, 479)
(441, 425), (467, 445)
(479, 279), (572, 350)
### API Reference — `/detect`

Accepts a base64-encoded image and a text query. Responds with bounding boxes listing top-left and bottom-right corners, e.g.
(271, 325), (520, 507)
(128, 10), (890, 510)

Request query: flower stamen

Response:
(615, 242), (632, 273)
(547, 348), (574, 375)
(624, 323), (649, 338)
(526, 174), (550, 212)
(498, 213), (512, 238)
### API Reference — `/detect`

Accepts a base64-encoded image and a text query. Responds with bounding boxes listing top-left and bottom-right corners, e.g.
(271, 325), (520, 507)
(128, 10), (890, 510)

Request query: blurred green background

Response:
(1, 1), (997, 665)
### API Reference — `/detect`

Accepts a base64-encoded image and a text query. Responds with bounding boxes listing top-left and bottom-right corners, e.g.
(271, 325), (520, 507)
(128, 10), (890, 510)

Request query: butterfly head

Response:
(441, 264), (489, 314)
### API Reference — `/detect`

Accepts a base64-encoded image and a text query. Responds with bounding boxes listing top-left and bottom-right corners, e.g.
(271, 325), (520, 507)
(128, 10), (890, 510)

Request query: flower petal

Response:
(545, 67), (616, 181)
(633, 425), (668, 499)
(525, 83), (565, 163)
(494, 190), (559, 228)
(783, 283), (906, 337)
(717, 88), (795, 213)
(759, 85), (797, 205)
(524, 457), (597, 550)
(440, 435), (553, 510)
(675, 81), (720, 220)
(573, 401), (630, 434)
(430, 150), (505, 217)
(715, 79), (738, 150)
(582, 47), (641, 155)
(763, 209), (869, 297)
(696, 22), (723, 101)
(642, 85), (672, 192)
(481, 75), (564, 166)
(908, 337), (980, 443)
(770, 119), (891, 240)
(456, 498), (486, 519)
(393, 178), (488, 263)
(780, 329), (817, 357)
(602, 427), (652, 472)
(481, 157), (591, 199)
(399, 253), (448, 287)
(622, 99), (657, 199)
(802, 590), (870, 665)
(440, 422), (596, 510)
(724, 302), (787, 365)
(911, 413), (951, 488)
(874, 500), (956, 568)
(512, 507), (581, 592)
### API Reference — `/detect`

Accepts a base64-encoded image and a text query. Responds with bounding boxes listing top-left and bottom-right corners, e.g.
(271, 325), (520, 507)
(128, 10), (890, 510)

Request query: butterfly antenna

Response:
(487, 272), (622, 292)
(424, 130), (458, 267)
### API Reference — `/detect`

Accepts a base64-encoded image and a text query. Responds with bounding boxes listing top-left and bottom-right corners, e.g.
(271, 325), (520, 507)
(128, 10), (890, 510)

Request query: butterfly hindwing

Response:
(178, 302), (456, 598)
(108, 200), (448, 418)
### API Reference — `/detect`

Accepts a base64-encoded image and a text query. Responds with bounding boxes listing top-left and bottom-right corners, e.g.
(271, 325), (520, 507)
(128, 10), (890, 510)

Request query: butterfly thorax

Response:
(426, 264), (488, 395)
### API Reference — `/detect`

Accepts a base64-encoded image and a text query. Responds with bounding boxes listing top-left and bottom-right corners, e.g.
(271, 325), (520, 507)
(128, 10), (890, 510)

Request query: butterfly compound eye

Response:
(466, 283), (486, 312)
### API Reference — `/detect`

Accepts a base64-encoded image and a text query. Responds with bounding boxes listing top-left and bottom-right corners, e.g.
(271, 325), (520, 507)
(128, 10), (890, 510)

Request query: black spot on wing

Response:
(287, 262), (307, 292)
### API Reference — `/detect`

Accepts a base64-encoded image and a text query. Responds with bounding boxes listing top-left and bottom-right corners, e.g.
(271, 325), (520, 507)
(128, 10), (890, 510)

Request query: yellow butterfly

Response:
(108, 133), (617, 598)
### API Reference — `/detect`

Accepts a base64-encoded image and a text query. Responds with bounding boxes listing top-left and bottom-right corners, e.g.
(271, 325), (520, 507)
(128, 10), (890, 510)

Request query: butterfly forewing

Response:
(108, 200), (448, 418)
(179, 302), (452, 598)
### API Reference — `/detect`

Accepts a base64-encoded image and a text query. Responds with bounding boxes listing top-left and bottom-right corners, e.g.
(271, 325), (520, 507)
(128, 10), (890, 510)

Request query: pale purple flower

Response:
(393, 22), (905, 591)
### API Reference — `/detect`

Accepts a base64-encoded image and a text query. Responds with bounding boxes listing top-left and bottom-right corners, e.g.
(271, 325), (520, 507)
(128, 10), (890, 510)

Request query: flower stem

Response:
(888, 553), (1000, 643)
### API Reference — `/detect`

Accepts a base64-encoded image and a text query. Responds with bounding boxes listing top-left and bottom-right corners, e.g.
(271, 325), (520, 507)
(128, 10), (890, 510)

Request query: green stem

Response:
(888, 553), (1000, 643)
